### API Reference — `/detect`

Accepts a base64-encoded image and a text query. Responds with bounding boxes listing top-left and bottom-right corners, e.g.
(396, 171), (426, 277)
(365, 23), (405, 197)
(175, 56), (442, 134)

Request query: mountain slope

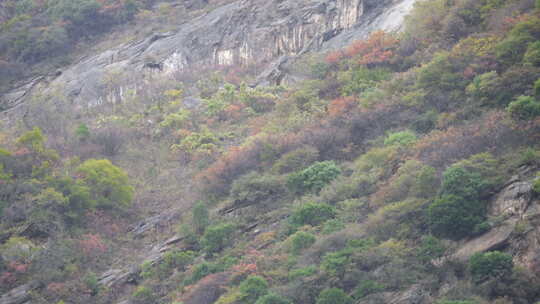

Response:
(1, 0), (540, 304)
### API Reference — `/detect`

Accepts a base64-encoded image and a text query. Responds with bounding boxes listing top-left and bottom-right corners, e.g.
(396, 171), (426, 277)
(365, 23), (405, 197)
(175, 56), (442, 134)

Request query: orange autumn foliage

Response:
(345, 31), (399, 66)
(328, 96), (357, 117)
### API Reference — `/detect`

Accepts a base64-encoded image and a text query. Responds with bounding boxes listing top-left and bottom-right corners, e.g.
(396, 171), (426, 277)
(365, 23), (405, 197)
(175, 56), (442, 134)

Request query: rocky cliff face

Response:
(0, 0), (417, 115)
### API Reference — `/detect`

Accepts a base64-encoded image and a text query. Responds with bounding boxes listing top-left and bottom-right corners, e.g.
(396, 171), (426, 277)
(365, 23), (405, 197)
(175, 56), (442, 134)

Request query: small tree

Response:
(239, 275), (269, 304)
(428, 194), (484, 239)
(255, 293), (291, 304)
(287, 161), (341, 195)
(507, 95), (540, 120)
(201, 223), (235, 254)
(75, 123), (90, 142)
(469, 251), (513, 283)
(316, 288), (353, 304)
(132, 286), (155, 304)
(76, 159), (133, 209)
(290, 202), (336, 227)
(287, 231), (317, 254)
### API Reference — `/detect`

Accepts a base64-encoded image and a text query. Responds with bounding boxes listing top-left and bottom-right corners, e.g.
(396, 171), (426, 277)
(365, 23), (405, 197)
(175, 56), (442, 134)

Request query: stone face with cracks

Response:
(0, 0), (418, 114)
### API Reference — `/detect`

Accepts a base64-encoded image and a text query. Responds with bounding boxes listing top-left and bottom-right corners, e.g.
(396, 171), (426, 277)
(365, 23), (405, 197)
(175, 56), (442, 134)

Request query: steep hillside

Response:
(1, 0), (540, 304)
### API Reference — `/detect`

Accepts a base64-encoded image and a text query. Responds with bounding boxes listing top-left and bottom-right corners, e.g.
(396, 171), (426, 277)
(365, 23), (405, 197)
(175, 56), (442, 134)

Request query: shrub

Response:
(496, 16), (540, 65)
(162, 250), (195, 272)
(239, 275), (269, 304)
(0, 237), (36, 263)
(184, 262), (217, 285)
(384, 130), (417, 146)
(535, 78), (540, 98)
(287, 161), (341, 195)
(287, 231), (317, 254)
(255, 293), (291, 304)
(440, 165), (486, 200)
(469, 251), (513, 282)
(428, 194), (485, 239)
(339, 67), (391, 96)
(75, 123), (90, 142)
(272, 146), (319, 174)
(76, 159), (133, 209)
(372, 160), (438, 206)
(320, 249), (350, 279)
(533, 173), (540, 194)
(230, 173), (286, 207)
(201, 223), (236, 254)
(524, 41), (540, 66)
(353, 280), (385, 299)
(417, 235), (446, 263)
(192, 201), (209, 235)
(83, 272), (99, 295)
(316, 288), (353, 304)
(322, 219), (345, 235)
(507, 95), (540, 120)
(17, 127), (45, 153)
(288, 266), (318, 280)
(132, 286), (155, 304)
(290, 203), (336, 227)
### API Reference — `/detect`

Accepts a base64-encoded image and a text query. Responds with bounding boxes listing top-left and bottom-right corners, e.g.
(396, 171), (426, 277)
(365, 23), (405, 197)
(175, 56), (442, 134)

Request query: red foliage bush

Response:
(345, 31), (399, 66)
(328, 96), (357, 117)
(79, 234), (107, 258)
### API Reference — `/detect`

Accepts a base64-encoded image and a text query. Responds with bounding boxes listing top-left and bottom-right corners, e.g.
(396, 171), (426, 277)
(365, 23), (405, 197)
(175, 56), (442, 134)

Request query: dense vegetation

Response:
(0, 0), (159, 90)
(1, 0), (540, 304)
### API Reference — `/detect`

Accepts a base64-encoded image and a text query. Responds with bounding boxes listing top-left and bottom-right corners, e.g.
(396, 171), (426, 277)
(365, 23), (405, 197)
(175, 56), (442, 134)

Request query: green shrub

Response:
(416, 52), (467, 94)
(469, 251), (513, 282)
(287, 231), (317, 254)
(353, 280), (385, 299)
(239, 275), (269, 304)
(316, 288), (353, 304)
(183, 257), (237, 286)
(496, 16), (540, 65)
(428, 194), (485, 239)
(287, 161), (341, 195)
(339, 67), (391, 96)
(440, 166), (485, 199)
(322, 219), (345, 234)
(230, 173), (286, 207)
(254, 293), (291, 304)
(272, 146), (319, 174)
(83, 272), (99, 295)
(507, 95), (540, 120)
(417, 235), (446, 263)
(75, 123), (90, 142)
(0, 236), (37, 263)
(533, 173), (540, 194)
(76, 159), (133, 209)
(524, 41), (540, 66)
(384, 130), (417, 146)
(373, 160), (438, 205)
(321, 249), (350, 279)
(162, 250), (195, 272)
(132, 286), (155, 304)
(201, 223), (236, 254)
(288, 266), (318, 280)
(290, 202), (336, 227)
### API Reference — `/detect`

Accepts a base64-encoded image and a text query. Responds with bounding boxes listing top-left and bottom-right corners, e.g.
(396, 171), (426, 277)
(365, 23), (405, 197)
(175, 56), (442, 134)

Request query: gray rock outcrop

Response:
(452, 167), (540, 266)
(1, 0), (418, 116)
